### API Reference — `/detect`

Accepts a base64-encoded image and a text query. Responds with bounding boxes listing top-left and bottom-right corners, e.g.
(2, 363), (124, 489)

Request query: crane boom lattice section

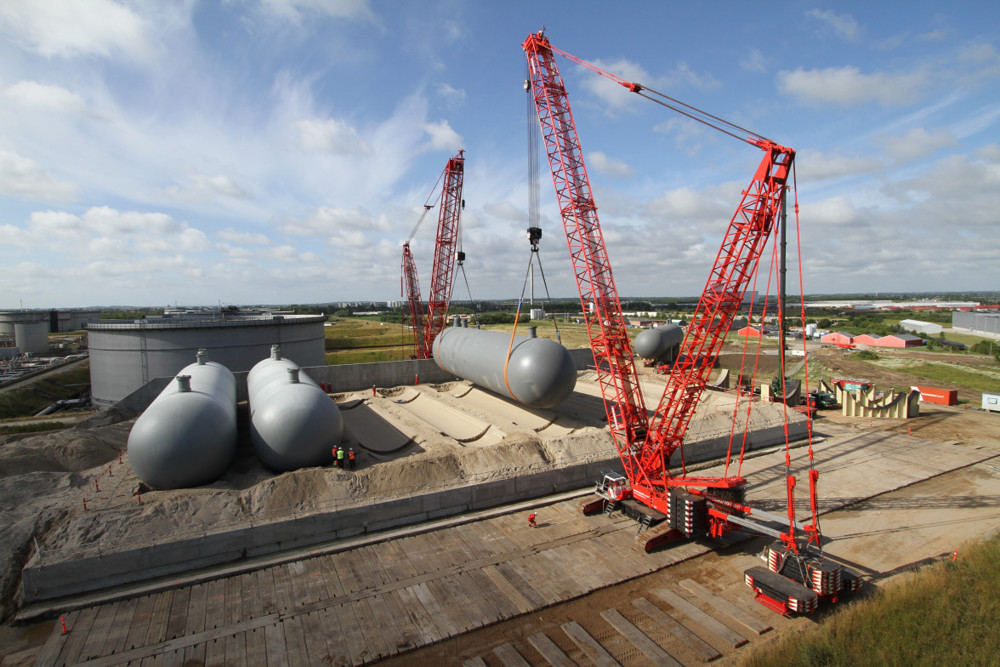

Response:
(401, 243), (426, 356)
(425, 151), (466, 355)
(523, 32), (647, 480)
(643, 142), (795, 482)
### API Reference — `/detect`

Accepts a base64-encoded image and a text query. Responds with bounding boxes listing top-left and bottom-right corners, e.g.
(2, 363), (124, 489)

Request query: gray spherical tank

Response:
(634, 324), (684, 362)
(247, 346), (343, 472)
(127, 350), (237, 489)
(432, 327), (576, 408)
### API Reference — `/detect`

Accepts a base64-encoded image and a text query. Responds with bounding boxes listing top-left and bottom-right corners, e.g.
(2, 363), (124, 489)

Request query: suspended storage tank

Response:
(433, 327), (576, 408)
(248, 346), (343, 472)
(127, 350), (237, 489)
(634, 323), (684, 363)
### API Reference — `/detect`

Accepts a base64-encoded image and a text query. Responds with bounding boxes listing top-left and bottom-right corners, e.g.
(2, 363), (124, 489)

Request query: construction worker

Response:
(331, 447), (339, 467)
(528, 512), (537, 528)
(348, 447), (356, 469)
(336, 446), (345, 468)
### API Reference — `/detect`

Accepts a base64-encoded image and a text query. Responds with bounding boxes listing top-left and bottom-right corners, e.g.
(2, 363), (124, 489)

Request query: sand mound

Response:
(0, 427), (127, 478)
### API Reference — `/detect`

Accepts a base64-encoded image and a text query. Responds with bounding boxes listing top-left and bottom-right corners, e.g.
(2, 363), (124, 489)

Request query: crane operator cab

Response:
(595, 472), (628, 502)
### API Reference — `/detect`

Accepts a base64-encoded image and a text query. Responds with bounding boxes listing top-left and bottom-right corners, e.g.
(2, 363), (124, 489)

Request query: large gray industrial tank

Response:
(634, 323), (684, 363)
(433, 327), (576, 408)
(127, 350), (237, 489)
(248, 346), (343, 472)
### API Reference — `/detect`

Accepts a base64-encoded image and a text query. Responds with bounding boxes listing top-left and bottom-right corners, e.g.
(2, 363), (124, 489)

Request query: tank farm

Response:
(5, 30), (1000, 667)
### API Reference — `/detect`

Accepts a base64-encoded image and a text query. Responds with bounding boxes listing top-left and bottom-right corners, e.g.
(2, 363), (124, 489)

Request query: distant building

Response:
(953, 311), (1000, 337)
(872, 334), (924, 348)
(853, 334), (883, 346)
(821, 332), (854, 346)
(899, 319), (942, 335)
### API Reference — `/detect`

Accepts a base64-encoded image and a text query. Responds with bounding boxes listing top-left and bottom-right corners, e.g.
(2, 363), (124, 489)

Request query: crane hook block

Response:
(527, 226), (542, 246)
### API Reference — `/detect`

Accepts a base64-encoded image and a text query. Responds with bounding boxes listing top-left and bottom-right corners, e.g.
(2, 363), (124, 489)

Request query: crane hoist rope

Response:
(503, 89), (563, 396)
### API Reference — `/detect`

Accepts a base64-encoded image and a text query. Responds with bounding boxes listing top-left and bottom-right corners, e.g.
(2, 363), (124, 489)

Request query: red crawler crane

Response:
(401, 150), (466, 359)
(523, 30), (857, 614)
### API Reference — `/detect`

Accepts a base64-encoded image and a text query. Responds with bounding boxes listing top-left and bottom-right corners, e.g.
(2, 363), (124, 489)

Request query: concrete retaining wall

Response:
(22, 456), (620, 602)
(116, 349), (596, 415)
(20, 408), (802, 603)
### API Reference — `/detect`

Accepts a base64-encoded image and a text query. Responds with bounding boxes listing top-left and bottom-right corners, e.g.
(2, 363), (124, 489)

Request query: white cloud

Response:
(644, 184), (735, 226)
(26, 210), (86, 238)
(802, 196), (864, 227)
(294, 117), (371, 154)
(777, 66), (926, 106)
(10, 206), (212, 259)
(421, 120), (463, 151)
(588, 151), (634, 178)
(875, 128), (955, 164)
(256, 0), (375, 23)
(164, 174), (251, 202)
(653, 117), (711, 156)
(218, 229), (272, 245)
(0, 150), (78, 202)
(135, 228), (211, 254)
(83, 206), (179, 236)
(579, 58), (653, 111)
(436, 83), (466, 108)
(0, 0), (152, 59)
(278, 206), (388, 237)
(5, 81), (89, 115)
(578, 57), (719, 114)
(742, 49), (766, 73)
(977, 144), (1000, 163)
(807, 9), (861, 41)
(796, 151), (883, 181)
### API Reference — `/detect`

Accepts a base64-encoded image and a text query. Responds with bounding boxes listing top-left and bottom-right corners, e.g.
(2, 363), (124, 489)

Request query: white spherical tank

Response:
(127, 350), (238, 489)
(432, 327), (577, 408)
(248, 346), (343, 472)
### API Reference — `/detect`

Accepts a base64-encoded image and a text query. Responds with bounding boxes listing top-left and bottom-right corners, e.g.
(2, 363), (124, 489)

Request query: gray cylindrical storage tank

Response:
(634, 323), (684, 363)
(14, 321), (49, 354)
(126, 350), (237, 489)
(433, 327), (576, 408)
(87, 313), (327, 408)
(248, 347), (343, 472)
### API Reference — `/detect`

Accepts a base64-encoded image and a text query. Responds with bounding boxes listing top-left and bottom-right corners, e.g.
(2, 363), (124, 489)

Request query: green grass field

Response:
(0, 362), (92, 420)
(322, 316), (601, 365)
(874, 361), (1000, 393)
(740, 534), (1000, 666)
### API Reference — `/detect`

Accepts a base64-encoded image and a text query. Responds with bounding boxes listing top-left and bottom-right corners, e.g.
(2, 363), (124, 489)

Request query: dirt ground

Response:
(1, 347), (996, 663)
(375, 403), (1000, 666)
(0, 372), (795, 627)
(811, 345), (994, 405)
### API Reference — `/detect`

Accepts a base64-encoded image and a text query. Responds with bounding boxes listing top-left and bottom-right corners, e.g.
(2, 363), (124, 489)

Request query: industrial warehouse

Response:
(2, 15), (1000, 667)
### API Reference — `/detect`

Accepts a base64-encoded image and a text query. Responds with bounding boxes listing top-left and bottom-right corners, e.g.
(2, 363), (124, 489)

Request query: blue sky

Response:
(1, 1), (998, 309)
